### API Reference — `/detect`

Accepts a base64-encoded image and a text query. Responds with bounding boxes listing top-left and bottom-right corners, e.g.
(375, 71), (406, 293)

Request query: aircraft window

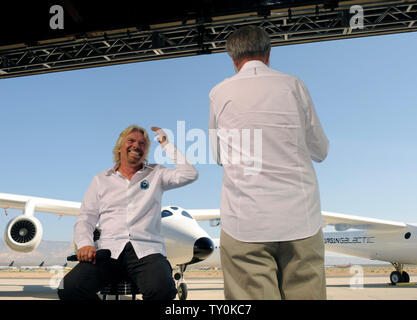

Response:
(170, 206), (178, 210)
(181, 211), (193, 219)
(161, 210), (173, 218)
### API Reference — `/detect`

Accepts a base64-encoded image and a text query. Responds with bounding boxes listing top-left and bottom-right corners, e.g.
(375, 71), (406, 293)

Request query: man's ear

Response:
(118, 137), (125, 153)
(233, 58), (239, 70)
(265, 50), (271, 66)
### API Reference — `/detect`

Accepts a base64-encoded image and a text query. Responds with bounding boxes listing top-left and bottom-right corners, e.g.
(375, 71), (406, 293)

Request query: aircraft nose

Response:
(193, 237), (214, 262)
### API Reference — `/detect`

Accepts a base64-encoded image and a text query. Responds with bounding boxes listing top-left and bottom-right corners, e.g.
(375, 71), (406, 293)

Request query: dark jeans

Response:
(57, 242), (177, 300)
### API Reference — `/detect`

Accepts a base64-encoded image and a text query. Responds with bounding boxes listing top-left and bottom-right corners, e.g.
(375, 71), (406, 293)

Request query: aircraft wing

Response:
(322, 211), (407, 231)
(0, 192), (408, 232)
(187, 208), (408, 232)
(0, 193), (80, 216)
(187, 209), (220, 221)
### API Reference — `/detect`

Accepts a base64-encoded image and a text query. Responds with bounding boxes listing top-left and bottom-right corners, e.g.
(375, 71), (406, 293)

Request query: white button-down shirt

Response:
(209, 60), (329, 242)
(74, 143), (198, 260)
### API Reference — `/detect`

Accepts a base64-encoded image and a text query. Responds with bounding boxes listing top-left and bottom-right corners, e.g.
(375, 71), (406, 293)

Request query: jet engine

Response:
(4, 215), (43, 252)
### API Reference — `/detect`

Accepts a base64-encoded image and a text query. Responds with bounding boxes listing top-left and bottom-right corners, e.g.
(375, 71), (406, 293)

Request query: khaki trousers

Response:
(220, 229), (327, 300)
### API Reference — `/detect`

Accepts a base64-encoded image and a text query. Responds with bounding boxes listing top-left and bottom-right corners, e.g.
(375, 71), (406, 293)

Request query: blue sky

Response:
(1, 31), (417, 241)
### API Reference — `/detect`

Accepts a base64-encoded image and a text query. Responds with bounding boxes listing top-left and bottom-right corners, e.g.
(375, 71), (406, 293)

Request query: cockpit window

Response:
(170, 206), (178, 210)
(181, 210), (193, 219)
(161, 210), (173, 218)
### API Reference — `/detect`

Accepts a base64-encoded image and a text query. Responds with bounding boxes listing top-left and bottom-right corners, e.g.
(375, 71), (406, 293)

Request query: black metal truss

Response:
(0, 0), (416, 79)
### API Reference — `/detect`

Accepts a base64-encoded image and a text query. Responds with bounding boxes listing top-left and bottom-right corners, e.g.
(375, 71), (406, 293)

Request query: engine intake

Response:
(4, 215), (43, 252)
(11, 219), (36, 243)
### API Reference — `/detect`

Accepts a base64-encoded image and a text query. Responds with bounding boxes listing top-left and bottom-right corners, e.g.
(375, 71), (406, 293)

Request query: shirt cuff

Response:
(75, 239), (95, 250)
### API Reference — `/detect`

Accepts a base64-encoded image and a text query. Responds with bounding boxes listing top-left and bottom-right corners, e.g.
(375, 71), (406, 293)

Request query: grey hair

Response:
(226, 25), (271, 61)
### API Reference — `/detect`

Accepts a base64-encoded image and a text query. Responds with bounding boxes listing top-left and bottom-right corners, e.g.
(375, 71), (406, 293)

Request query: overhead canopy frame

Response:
(0, 0), (416, 78)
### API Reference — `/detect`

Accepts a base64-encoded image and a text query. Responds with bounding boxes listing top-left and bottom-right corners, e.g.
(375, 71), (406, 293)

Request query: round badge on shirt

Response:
(140, 179), (150, 190)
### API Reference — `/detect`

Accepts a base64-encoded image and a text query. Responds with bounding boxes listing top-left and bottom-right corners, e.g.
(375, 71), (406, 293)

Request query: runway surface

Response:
(1, 273), (417, 300)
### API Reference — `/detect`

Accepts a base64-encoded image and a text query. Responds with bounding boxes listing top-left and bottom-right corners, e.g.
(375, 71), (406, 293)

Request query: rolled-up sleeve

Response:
(74, 176), (100, 249)
(160, 142), (199, 190)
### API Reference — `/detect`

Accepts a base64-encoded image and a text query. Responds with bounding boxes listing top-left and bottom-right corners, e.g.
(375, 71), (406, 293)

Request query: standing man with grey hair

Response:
(58, 125), (198, 300)
(209, 25), (329, 300)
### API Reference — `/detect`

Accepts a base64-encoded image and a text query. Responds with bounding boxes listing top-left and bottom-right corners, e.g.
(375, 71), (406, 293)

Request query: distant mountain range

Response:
(0, 238), (75, 267)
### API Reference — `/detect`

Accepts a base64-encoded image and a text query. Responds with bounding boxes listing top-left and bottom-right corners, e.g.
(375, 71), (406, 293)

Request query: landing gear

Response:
(177, 282), (188, 301)
(390, 271), (402, 284)
(390, 263), (410, 285)
(174, 264), (188, 300)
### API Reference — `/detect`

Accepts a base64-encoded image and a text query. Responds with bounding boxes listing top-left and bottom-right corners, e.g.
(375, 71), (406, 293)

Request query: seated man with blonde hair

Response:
(58, 125), (198, 300)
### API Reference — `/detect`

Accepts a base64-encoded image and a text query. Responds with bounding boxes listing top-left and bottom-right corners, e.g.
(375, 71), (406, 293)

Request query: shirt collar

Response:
(105, 162), (152, 176)
(239, 60), (269, 72)
(105, 163), (119, 176)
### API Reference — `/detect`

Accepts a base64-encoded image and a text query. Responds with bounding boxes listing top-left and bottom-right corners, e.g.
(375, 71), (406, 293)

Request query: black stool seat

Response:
(99, 279), (141, 300)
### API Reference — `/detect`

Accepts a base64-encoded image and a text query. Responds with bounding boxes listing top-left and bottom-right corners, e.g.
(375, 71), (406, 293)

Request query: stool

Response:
(99, 279), (141, 300)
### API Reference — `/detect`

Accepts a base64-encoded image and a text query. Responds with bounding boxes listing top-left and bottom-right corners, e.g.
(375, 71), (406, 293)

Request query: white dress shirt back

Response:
(209, 60), (329, 242)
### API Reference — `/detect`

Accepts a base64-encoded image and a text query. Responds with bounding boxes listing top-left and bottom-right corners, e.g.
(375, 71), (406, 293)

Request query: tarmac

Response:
(0, 271), (417, 300)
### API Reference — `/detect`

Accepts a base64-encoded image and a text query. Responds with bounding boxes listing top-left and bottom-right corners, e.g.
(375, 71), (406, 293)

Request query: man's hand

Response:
(151, 127), (168, 147)
(77, 246), (96, 263)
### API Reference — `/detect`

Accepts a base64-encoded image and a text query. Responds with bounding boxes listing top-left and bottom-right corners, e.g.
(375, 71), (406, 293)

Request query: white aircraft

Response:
(323, 211), (417, 284)
(0, 260), (15, 270)
(19, 261), (45, 270)
(0, 192), (215, 300)
(3, 192), (416, 288)
(187, 209), (417, 285)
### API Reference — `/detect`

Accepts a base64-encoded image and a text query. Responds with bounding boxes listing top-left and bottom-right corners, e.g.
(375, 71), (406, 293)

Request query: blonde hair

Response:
(112, 125), (151, 163)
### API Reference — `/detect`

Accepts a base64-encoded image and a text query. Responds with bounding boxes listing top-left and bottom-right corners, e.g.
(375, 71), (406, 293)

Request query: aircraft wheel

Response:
(390, 271), (402, 285)
(402, 271), (410, 283)
(177, 282), (188, 300)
